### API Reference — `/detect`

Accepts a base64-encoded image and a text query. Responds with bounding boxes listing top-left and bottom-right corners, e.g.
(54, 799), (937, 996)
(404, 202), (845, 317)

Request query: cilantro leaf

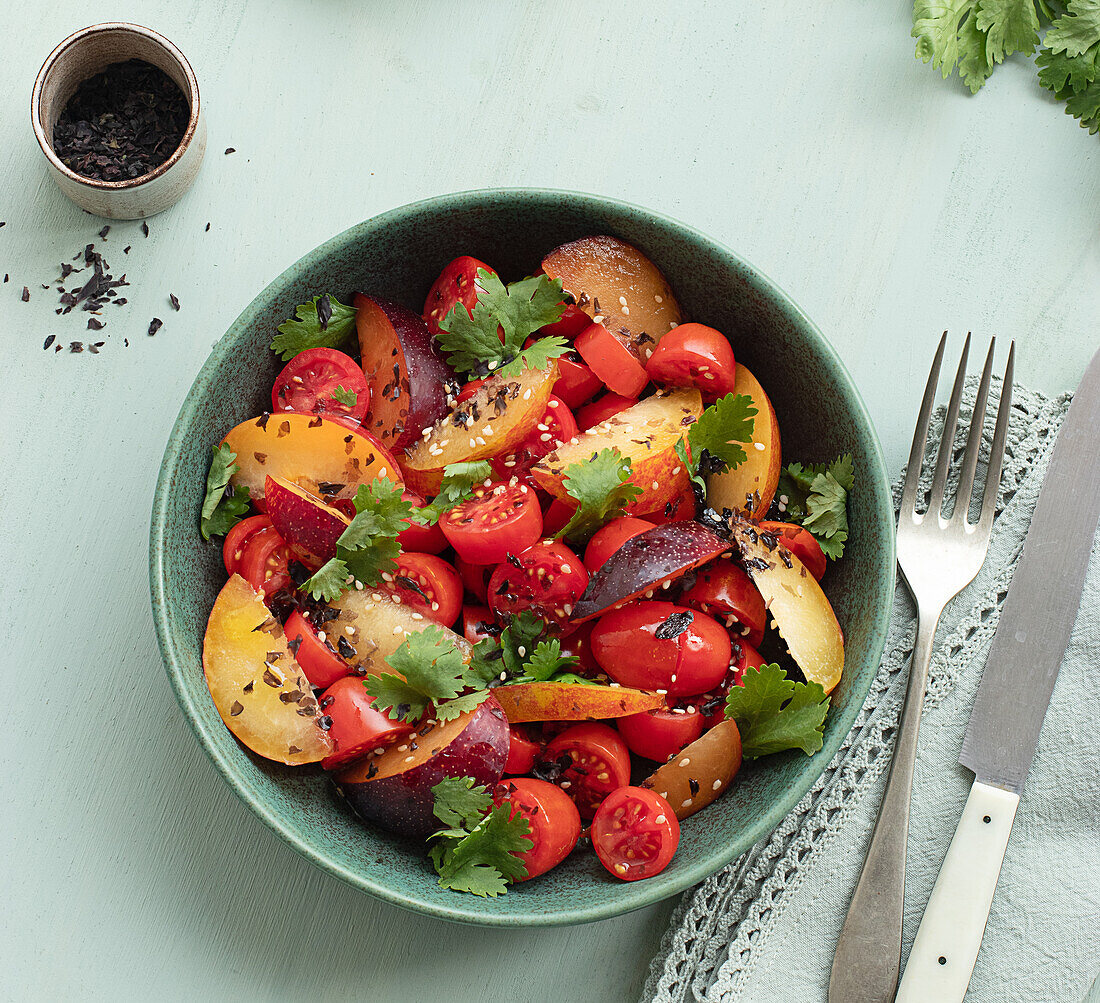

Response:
(686, 393), (758, 478)
(776, 455), (853, 560)
(299, 558), (351, 602)
(432, 777), (494, 829)
(411, 461), (494, 525)
(675, 438), (706, 494)
(913, 0), (994, 93)
(498, 611), (550, 677)
(724, 663), (830, 758)
(555, 447), (643, 542)
(1037, 39), (1100, 92)
(269, 294), (357, 361)
(200, 443), (251, 540)
(331, 385), (357, 407)
(975, 0), (1041, 63)
(1044, 0), (1100, 55)
(523, 639), (580, 681)
(1037, 2), (1100, 133)
(500, 335), (570, 378)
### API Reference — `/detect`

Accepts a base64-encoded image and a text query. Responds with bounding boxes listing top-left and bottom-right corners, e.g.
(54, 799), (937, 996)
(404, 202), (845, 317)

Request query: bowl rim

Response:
(149, 187), (896, 926)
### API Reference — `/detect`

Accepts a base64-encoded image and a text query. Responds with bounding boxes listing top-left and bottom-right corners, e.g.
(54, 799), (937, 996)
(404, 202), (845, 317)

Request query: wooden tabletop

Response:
(2, 2), (1096, 1000)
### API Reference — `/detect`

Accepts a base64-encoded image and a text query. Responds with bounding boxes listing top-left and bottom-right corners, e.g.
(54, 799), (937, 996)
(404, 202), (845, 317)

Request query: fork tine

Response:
(952, 338), (996, 525)
(901, 332), (947, 518)
(975, 341), (1015, 537)
(926, 332), (971, 519)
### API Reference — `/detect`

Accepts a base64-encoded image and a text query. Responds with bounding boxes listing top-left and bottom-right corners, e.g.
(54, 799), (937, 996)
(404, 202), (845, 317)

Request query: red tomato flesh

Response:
(759, 521), (827, 581)
(493, 777), (582, 880)
(617, 704), (704, 763)
(319, 676), (415, 771)
(284, 609), (349, 689)
(396, 491), (448, 554)
(440, 482), (543, 566)
(223, 514), (270, 575)
(575, 392), (638, 432)
(645, 323), (737, 401)
(592, 786), (680, 881)
(552, 354), (603, 409)
(238, 525), (291, 597)
(542, 722), (632, 819)
(422, 255), (495, 338)
(575, 322), (648, 398)
(503, 726), (542, 775)
(455, 554), (494, 602)
(679, 559), (767, 648)
(583, 516), (655, 572)
(538, 303), (592, 340)
(699, 638), (767, 728)
(271, 347), (370, 426)
(462, 604), (499, 644)
(487, 540), (589, 622)
(387, 552), (463, 627)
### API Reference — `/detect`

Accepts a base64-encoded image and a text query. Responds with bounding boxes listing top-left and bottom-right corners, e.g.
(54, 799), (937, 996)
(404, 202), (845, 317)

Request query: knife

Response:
(895, 345), (1100, 1003)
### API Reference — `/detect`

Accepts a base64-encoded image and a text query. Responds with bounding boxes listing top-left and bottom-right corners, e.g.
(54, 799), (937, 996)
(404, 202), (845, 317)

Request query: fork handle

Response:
(896, 781), (1018, 1002)
(828, 612), (940, 1003)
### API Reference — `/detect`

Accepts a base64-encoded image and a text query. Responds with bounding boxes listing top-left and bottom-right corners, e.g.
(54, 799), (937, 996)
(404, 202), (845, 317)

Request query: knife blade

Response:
(959, 344), (1100, 792)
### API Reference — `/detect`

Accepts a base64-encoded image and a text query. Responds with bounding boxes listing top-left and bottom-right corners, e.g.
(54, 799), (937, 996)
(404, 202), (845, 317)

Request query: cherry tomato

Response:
(645, 323), (737, 401)
(319, 676), (415, 771)
(455, 554), (494, 602)
(440, 482), (543, 565)
(493, 397), (579, 487)
(284, 609), (349, 689)
(396, 491), (447, 554)
(552, 354), (603, 409)
(422, 255), (495, 338)
(542, 722), (632, 819)
(575, 322), (649, 397)
(462, 604), (499, 644)
(487, 540), (589, 622)
(238, 526), (291, 597)
(493, 777), (582, 880)
(503, 726), (542, 775)
(541, 497), (577, 537)
(637, 488), (696, 525)
(558, 620), (599, 673)
(583, 516), (655, 572)
(617, 704), (705, 763)
(387, 552), (463, 626)
(223, 514), (271, 575)
(590, 600), (731, 696)
(538, 303), (592, 340)
(271, 347), (370, 426)
(699, 639), (767, 728)
(759, 521), (827, 581)
(679, 559), (767, 647)
(575, 392), (638, 432)
(591, 786), (680, 881)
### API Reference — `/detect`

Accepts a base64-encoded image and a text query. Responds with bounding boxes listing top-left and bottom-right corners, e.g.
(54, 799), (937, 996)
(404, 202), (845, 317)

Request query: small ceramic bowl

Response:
(31, 22), (205, 219)
(150, 189), (896, 926)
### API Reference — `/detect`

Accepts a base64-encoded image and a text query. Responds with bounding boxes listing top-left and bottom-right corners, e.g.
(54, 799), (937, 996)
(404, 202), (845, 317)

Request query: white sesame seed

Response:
(392, 625), (404, 635)
(779, 494), (789, 505)
(563, 603), (573, 615)
(621, 306), (630, 315)
(669, 321), (678, 329)
(371, 593), (383, 602)
(681, 798), (693, 808)
(431, 601), (439, 611)
(317, 631), (326, 642)
(662, 580), (672, 589)
(712, 779), (722, 790)
(381, 572), (394, 582)
(487, 361), (498, 371)
(569, 437), (579, 445)
(671, 673), (677, 682)
(654, 294), (663, 303)
(500, 671), (507, 681)
(469, 438), (477, 448)
(645, 348), (653, 359)
(561, 564), (571, 573)
(618, 296), (627, 306)
(345, 625), (355, 635)
(391, 595), (402, 604)
(678, 757), (691, 767)
(593, 314), (604, 324)
(440, 439), (450, 447)
(398, 744), (408, 752)
(378, 467), (387, 478)
(655, 813), (666, 823)
(754, 442), (766, 451)
(548, 399), (559, 408)
(354, 580), (364, 590)
(522, 389), (532, 400)
(652, 481), (659, 490)
(404, 755), (415, 763)
(484, 424), (494, 435)
(561, 781), (572, 789)
(609, 681), (621, 688)
(540, 433), (553, 442)
(537, 423), (549, 431)
(614, 862), (628, 875)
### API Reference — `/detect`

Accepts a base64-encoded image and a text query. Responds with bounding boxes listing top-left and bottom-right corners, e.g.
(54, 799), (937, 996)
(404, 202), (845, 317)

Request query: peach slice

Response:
(541, 235), (683, 363)
(222, 413), (401, 506)
(727, 515), (844, 694)
(202, 574), (334, 765)
(531, 388), (703, 515)
(264, 475), (350, 568)
(705, 365), (782, 516)
(493, 681), (665, 723)
(400, 362), (558, 496)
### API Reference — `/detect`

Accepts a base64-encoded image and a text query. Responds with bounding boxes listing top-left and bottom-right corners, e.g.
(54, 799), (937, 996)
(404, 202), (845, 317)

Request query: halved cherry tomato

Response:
(538, 303), (592, 341)
(552, 354), (603, 409)
(575, 392), (638, 432)
(592, 786), (680, 881)
(583, 516), (655, 572)
(542, 722), (631, 819)
(284, 609), (349, 689)
(223, 514), (271, 575)
(492, 396), (580, 487)
(387, 552), (463, 626)
(637, 487), (696, 525)
(462, 605), (499, 644)
(575, 322), (648, 398)
(487, 540), (589, 622)
(503, 726), (542, 775)
(558, 620), (599, 673)
(455, 554), (494, 602)
(396, 491), (447, 554)
(493, 777), (582, 879)
(759, 521), (827, 581)
(541, 497), (578, 537)
(617, 704), (704, 763)
(440, 482), (543, 565)
(645, 323), (737, 401)
(271, 347), (370, 426)
(590, 600), (731, 696)
(319, 675), (415, 771)
(422, 255), (495, 338)
(679, 559), (767, 647)
(238, 526), (291, 597)
(698, 639), (767, 728)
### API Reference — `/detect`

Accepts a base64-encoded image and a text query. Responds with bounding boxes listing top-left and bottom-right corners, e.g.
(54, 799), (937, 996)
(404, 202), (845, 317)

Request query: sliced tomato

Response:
(575, 392), (638, 432)
(493, 777), (582, 880)
(558, 619), (599, 673)
(387, 552), (463, 626)
(759, 520), (827, 581)
(617, 704), (704, 763)
(583, 516), (655, 572)
(462, 604), (499, 644)
(552, 354), (604, 409)
(455, 554), (494, 602)
(591, 786), (679, 881)
(492, 396), (579, 488)
(439, 482), (543, 565)
(238, 525), (291, 597)
(223, 514), (270, 575)
(271, 347), (370, 426)
(455, 376), (487, 405)
(541, 497), (578, 537)
(575, 322), (648, 398)
(538, 303), (592, 340)
(542, 722), (631, 819)
(284, 609), (349, 689)
(487, 540), (589, 622)
(397, 491), (448, 554)
(679, 559), (767, 647)
(503, 726), (543, 775)
(699, 639), (767, 728)
(422, 255), (495, 338)
(319, 676), (415, 771)
(645, 323), (737, 401)
(636, 487), (696, 525)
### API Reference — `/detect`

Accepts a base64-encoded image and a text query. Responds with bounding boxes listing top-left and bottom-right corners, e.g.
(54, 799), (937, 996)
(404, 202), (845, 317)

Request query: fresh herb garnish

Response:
(724, 662), (829, 758)
(428, 777), (532, 897)
(200, 443), (251, 540)
(684, 392), (758, 482)
(410, 461), (494, 525)
(466, 610), (581, 684)
(554, 447), (643, 542)
(270, 294), (357, 361)
(776, 454), (854, 560)
(331, 385), (357, 407)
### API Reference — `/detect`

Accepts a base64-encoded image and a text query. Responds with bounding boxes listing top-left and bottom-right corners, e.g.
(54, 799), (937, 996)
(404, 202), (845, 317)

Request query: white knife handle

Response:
(896, 781), (1019, 1003)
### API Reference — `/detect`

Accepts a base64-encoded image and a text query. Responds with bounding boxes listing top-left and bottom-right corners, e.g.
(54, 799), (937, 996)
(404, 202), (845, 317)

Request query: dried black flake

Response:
(759, 531), (779, 551)
(366, 761), (378, 779)
(418, 722), (436, 736)
(123, 245), (131, 254)
(655, 610), (694, 640)
(743, 557), (770, 573)
(141, 221), (149, 237)
(317, 293), (332, 330)
(777, 547), (793, 569)
(84, 244), (95, 263)
(230, 701), (244, 717)
(88, 342), (104, 354)
(320, 695), (335, 709)
(317, 481), (344, 496)
(262, 668), (282, 687)
(688, 777), (700, 796)
(124, 338), (129, 347)
(3, 274), (7, 282)
(395, 702), (411, 719)
(279, 689), (305, 704)
(69, 341), (84, 353)
(318, 715), (333, 731)
(21, 286), (29, 302)
(287, 561), (311, 587)
(147, 317), (162, 337)
(87, 317), (104, 330)
(286, 634), (303, 656)
(43, 335), (55, 350)
(205, 222), (210, 232)
(287, 745), (301, 755)
(98, 225), (110, 239)
(395, 575), (429, 601)
(337, 635), (356, 659)
(169, 293), (180, 311)
(224, 147), (236, 155)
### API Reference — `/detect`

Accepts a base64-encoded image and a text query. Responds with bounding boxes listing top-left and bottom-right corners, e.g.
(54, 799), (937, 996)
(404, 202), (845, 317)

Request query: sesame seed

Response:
(431, 601), (439, 611)
(518, 646), (526, 657)
(679, 757), (691, 767)
(378, 467), (387, 478)
(345, 625), (355, 635)
(561, 781), (572, 789)
(561, 564), (571, 573)
(381, 572), (394, 582)
(469, 438), (477, 448)
(392, 625), (403, 635)
(522, 389), (532, 400)
(354, 580), (364, 590)
(405, 755), (415, 763)
(398, 745), (408, 752)
(712, 779), (722, 790)
(754, 442), (766, 451)
(537, 423), (549, 431)
(654, 294), (663, 303)
(440, 439), (450, 447)
(680, 798), (693, 808)
(669, 321), (678, 329)
(621, 306), (630, 315)
(614, 862), (628, 875)
(548, 399), (559, 408)
(411, 612), (424, 620)
(779, 494), (789, 505)
(540, 433), (552, 442)
(484, 424), (494, 435)
(662, 580), (671, 589)
(671, 673), (677, 682)
(609, 681), (621, 688)
(391, 594), (401, 604)
(618, 296), (627, 306)
(655, 813), (666, 823)
(500, 671), (507, 681)
(317, 631), (326, 642)
(487, 360), (498, 370)
(652, 481), (659, 490)
(563, 604), (573, 615)
(371, 593), (383, 602)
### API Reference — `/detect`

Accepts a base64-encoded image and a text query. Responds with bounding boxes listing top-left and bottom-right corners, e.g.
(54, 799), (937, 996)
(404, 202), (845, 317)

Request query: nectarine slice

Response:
(493, 681), (665, 723)
(264, 475), (350, 568)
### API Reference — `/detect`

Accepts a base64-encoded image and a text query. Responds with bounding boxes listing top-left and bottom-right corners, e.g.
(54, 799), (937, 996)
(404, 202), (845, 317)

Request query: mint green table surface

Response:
(2, 3), (1096, 1000)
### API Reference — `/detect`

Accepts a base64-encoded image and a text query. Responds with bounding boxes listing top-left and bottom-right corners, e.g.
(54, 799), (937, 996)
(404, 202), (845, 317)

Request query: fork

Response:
(828, 333), (1014, 1003)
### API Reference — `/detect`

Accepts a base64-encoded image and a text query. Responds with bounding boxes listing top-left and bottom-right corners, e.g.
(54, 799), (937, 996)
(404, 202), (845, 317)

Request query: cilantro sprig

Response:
(270, 294), (357, 361)
(410, 461), (494, 525)
(435, 270), (570, 377)
(466, 610), (581, 685)
(200, 443), (251, 540)
(331, 385), (357, 407)
(776, 454), (854, 560)
(724, 663), (830, 758)
(428, 778), (532, 897)
(554, 447), (643, 542)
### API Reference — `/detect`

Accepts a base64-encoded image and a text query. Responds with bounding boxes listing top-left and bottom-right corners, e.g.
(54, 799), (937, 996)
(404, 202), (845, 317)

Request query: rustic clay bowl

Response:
(150, 189), (896, 926)
(31, 22), (205, 219)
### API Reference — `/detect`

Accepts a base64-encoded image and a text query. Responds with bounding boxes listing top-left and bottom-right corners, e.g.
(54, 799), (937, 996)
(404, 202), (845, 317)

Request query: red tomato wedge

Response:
(575, 322), (649, 398)
(422, 255), (495, 338)
(538, 303), (591, 340)
(396, 491), (448, 554)
(503, 726), (542, 776)
(487, 540), (588, 622)
(575, 392), (639, 432)
(645, 323), (737, 401)
(583, 516), (655, 572)
(455, 554), (494, 602)
(493, 777), (581, 880)
(617, 704), (705, 763)
(759, 520), (827, 581)
(440, 482), (543, 566)
(462, 605), (498, 644)
(542, 722), (632, 819)
(319, 676), (415, 771)
(387, 552), (464, 627)
(679, 558), (767, 648)
(237, 525), (291, 597)
(591, 786), (679, 881)
(223, 514), (271, 576)
(285, 609), (349, 690)
(552, 354), (604, 409)
(272, 347), (370, 426)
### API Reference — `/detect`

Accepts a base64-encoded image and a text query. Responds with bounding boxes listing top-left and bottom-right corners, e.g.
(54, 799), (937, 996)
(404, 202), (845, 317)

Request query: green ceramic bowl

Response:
(150, 189), (895, 926)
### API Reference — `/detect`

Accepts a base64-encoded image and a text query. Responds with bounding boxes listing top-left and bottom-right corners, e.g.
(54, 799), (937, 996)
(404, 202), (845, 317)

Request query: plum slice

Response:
(571, 520), (729, 623)
(334, 694), (509, 837)
(641, 719), (742, 820)
(264, 475), (349, 569)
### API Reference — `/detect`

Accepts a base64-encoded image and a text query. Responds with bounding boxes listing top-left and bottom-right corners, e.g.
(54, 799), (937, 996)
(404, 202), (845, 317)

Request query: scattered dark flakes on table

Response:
(60, 262), (73, 279)
(88, 341), (104, 354)
(69, 341), (83, 353)
(205, 222), (210, 232)
(87, 317), (104, 330)
(141, 221), (149, 237)
(124, 338), (129, 347)
(55, 308), (62, 314)
(98, 225), (110, 239)
(148, 317), (163, 336)
(84, 243), (95, 263)
(54, 343), (62, 353)
(0, 221), (5, 228)
(40, 283), (49, 289)
(169, 292), (180, 311)
(21, 286), (29, 302)
(3, 274), (7, 282)
(123, 245), (131, 254)
(224, 147), (236, 155)
(43, 334), (55, 350)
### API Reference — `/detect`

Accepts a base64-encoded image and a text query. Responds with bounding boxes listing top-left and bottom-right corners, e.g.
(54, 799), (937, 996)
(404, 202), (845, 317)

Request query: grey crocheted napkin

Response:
(644, 381), (1100, 1003)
